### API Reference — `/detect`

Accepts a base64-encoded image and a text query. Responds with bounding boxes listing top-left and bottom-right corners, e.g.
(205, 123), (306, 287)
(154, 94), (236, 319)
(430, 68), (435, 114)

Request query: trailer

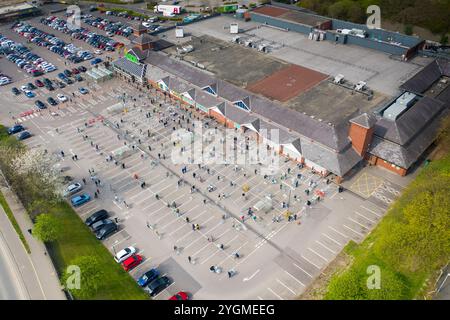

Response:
(154, 5), (182, 16)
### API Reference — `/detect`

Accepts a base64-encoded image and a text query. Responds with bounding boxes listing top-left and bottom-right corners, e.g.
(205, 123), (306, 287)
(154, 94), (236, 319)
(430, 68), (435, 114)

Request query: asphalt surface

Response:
(0, 231), (27, 300)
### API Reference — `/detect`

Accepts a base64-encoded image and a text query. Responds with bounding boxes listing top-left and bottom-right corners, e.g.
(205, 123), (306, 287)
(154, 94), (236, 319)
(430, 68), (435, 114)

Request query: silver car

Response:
(63, 182), (82, 197)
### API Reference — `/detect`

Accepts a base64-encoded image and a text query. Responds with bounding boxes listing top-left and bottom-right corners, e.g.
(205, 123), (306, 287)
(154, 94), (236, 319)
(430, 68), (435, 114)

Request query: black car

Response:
(146, 276), (171, 296)
(47, 97), (58, 106)
(43, 78), (52, 86)
(27, 82), (37, 90)
(64, 77), (74, 85)
(75, 75), (83, 82)
(78, 66), (87, 73)
(63, 69), (72, 77)
(85, 209), (108, 226)
(11, 87), (20, 95)
(56, 81), (66, 89)
(35, 100), (46, 109)
(46, 84), (55, 91)
(91, 218), (114, 233)
(96, 222), (118, 240)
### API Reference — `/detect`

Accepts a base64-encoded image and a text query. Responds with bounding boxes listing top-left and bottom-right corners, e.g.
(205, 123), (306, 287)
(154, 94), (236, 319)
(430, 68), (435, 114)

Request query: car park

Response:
(63, 182), (82, 197)
(145, 276), (171, 296)
(169, 292), (189, 300)
(95, 222), (118, 240)
(7, 124), (24, 135)
(71, 194), (91, 207)
(137, 268), (159, 287)
(57, 93), (68, 102)
(85, 209), (108, 226)
(121, 254), (143, 272)
(17, 131), (31, 140)
(114, 246), (137, 263)
(34, 100), (46, 109)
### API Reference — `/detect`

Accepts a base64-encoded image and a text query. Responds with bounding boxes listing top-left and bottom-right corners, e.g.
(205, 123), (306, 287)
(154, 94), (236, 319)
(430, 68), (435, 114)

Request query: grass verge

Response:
(0, 190), (31, 254)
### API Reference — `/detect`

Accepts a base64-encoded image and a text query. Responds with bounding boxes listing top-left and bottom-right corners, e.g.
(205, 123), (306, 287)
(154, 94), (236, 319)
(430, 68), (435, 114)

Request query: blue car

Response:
(8, 124), (24, 135)
(137, 269), (159, 287)
(90, 58), (102, 65)
(78, 87), (89, 95)
(24, 91), (36, 98)
(17, 131), (31, 140)
(71, 194), (91, 207)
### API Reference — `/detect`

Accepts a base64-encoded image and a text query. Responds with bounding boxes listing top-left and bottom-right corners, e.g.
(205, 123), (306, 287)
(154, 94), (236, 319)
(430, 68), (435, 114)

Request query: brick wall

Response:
(348, 123), (374, 156)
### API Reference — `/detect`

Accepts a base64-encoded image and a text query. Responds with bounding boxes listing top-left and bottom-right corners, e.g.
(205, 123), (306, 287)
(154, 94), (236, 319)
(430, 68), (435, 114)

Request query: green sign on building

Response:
(125, 52), (139, 64)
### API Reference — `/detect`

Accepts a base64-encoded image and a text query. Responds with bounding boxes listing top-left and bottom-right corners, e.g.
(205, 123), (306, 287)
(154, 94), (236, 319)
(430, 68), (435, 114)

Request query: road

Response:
(0, 231), (27, 300)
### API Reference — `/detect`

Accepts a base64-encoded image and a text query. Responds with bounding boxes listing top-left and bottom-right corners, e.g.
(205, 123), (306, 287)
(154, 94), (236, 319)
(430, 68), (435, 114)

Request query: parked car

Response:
(75, 74), (83, 82)
(168, 291), (189, 300)
(121, 254), (143, 272)
(91, 218), (115, 233)
(11, 87), (21, 95)
(95, 222), (117, 240)
(47, 97), (58, 106)
(34, 79), (44, 87)
(71, 194), (91, 207)
(24, 90), (35, 98)
(34, 100), (46, 109)
(63, 182), (82, 197)
(8, 124), (24, 135)
(145, 276), (171, 296)
(78, 87), (88, 94)
(114, 246), (137, 263)
(85, 209), (108, 226)
(137, 268), (159, 287)
(17, 131), (31, 140)
(90, 58), (102, 65)
(57, 93), (68, 102)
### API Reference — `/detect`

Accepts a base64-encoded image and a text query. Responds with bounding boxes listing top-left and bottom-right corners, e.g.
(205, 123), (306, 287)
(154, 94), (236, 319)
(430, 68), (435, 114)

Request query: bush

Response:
(404, 24), (413, 35)
(33, 213), (63, 242)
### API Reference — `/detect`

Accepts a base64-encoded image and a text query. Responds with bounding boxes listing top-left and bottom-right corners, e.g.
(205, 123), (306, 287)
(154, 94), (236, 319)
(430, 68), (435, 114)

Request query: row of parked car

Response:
(64, 181), (187, 299)
(0, 34), (56, 76)
(12, 22), (94, 64)
(81, 14), (133, 38)
(7, 124), (31, 140)
(41, 16), (123, 52)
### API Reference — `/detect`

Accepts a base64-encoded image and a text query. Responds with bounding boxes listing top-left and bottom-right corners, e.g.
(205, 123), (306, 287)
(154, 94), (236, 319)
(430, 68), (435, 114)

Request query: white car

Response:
(63, 182), (82, 197)
(114, 246), (136, 263)
(57, 94), (68, 102)
(94, 49), (103, 55)
(142, 22), (151, 28)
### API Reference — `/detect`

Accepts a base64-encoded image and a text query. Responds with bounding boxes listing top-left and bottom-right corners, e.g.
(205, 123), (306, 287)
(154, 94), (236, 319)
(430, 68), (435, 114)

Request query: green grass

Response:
(325, 155), (450, 299)
(0, 191), (31, 254)
(46, 202), (148, 300)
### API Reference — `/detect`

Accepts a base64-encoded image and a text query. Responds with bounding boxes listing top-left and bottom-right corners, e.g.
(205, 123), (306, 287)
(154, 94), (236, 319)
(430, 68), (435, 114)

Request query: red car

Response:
(122, 254), (143, 272)
(71, 68), (80, 75)
(35, 79), (44, 87)
(169, 291), (189, 300)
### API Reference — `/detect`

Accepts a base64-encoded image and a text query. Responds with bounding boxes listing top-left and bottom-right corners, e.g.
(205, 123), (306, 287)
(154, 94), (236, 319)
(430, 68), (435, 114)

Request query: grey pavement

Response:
(0, 187), (66, 300)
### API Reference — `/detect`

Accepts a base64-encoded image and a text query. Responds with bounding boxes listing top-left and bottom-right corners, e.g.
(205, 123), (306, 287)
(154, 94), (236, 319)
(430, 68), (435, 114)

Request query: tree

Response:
(325, 268), (367, 299)
(32, 214), (62, 242)
(62, 256), (105, 299)
(404, 24), (413, 35)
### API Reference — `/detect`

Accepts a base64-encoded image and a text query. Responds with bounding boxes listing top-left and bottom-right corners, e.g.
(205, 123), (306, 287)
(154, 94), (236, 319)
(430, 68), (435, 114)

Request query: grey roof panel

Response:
(374, 96), (445, 145)
(400, 60), (443, 94)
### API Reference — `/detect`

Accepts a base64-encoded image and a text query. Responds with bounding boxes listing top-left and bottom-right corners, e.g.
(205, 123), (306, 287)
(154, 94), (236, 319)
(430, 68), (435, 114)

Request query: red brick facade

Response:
(348, 123), (374, 157)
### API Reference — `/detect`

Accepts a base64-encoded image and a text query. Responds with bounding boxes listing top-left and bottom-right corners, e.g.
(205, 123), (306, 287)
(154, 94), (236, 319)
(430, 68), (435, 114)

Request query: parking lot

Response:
(0, 64), (408, 299)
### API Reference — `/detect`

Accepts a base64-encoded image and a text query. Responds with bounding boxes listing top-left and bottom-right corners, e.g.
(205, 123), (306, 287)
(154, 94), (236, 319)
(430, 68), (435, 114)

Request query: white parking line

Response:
(328, 226), (350, 239)
(322, 233), (343, 246)
(342, 224), (364, 237)
(292, 263), (313, 278)
(307, 247), (329, 262)
(284, 270), (306, 286)
(276, 278), (296, 295)
(347, 217), (369, 230)
(315, 240), (337, 254)
(354, 211), (376, 223)
(267, 287), (284, 300)
(360, 205), (382, 218)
